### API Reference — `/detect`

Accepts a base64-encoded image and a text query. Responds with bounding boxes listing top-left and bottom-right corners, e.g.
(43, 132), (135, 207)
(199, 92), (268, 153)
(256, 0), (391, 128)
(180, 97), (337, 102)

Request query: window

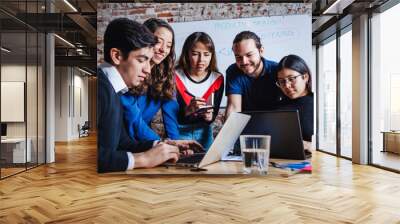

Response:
(339, 28), (352, 158)
(371, 2), (400, 171)
(317, 37), (337, 154)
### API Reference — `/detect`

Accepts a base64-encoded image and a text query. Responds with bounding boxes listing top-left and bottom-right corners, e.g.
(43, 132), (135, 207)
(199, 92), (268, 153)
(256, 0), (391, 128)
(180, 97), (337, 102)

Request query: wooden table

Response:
(381, 131), (400, 154)
(109, 160), (310, 177)
(1, 137), (31, 163)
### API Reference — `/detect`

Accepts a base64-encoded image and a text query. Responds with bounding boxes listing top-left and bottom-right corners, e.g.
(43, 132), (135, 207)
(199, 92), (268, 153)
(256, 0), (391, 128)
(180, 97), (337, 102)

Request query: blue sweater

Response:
(120, 93), (180, 141)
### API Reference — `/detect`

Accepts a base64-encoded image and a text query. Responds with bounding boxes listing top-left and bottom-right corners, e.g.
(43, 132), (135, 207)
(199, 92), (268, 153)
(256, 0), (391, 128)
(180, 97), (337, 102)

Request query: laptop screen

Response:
(241, 110), (305, 160)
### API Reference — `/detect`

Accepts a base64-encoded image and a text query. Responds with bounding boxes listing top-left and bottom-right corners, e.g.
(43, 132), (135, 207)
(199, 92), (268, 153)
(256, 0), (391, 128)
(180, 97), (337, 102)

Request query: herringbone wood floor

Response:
(1, 135), (400, 223)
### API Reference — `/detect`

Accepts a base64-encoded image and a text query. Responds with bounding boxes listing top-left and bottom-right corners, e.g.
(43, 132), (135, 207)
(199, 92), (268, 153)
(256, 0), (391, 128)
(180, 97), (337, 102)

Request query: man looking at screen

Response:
(97, 18), (201, 173)
(225, 31), (283, 119)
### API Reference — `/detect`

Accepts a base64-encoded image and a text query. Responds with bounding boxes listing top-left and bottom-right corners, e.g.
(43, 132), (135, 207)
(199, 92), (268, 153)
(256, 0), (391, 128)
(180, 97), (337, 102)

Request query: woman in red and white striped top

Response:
(175, 32), (224, 150)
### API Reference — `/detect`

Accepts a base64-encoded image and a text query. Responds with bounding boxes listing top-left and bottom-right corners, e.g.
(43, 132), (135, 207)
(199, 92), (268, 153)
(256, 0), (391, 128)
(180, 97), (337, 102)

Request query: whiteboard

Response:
(1, 82), (25, 122)
(171, 15), (312, 106)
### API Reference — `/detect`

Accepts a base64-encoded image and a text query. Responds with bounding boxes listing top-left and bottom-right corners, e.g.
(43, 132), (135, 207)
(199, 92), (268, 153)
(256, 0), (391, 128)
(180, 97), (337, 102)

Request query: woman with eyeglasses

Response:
(275, 54), (314, 152)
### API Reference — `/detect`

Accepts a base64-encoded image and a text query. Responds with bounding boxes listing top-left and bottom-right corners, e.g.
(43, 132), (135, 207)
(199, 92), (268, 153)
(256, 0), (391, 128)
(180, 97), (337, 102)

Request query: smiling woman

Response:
(143, 18), (176, 101)
(120, 18), (181, 142)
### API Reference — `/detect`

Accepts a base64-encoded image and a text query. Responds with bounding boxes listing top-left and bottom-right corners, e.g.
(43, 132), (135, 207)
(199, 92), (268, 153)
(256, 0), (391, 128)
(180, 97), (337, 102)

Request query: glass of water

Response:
(240, 135), (271, 175)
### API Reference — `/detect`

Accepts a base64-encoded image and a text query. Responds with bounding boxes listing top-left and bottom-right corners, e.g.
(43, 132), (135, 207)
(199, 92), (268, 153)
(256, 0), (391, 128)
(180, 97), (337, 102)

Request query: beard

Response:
(244, 58), (263, 78)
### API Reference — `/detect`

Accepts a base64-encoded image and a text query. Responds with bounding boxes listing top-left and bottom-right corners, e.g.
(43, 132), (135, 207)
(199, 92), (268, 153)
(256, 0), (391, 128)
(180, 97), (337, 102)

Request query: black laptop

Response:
(235, 110), (306, 160)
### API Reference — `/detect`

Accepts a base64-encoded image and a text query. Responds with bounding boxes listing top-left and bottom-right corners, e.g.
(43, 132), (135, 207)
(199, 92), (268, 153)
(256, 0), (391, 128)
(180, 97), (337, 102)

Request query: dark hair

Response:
(276, 54), (313, 94)
(233, 31), (262, 49)
(143, 18), (175, 100)
(103, 18), (156, 64)
(177, 32), (219, 75)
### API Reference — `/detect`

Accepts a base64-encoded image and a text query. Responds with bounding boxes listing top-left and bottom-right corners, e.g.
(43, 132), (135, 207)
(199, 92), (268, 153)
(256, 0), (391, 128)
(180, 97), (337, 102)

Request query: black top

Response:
(278, 93), (314, 141)
(97, 68), (153, 173)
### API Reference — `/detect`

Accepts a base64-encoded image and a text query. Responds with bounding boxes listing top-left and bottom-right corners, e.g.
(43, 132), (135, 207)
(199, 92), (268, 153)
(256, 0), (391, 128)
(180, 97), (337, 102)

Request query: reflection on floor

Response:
(0, 163), (40, 178)
(341, 147), (352, 159)
(373, 150), (400, 171)
(0, 167), (26, 177)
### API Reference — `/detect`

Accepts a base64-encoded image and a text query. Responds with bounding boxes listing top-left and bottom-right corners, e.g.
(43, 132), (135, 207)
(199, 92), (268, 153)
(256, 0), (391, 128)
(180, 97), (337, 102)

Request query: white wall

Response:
(72, 72), (89, 138)
(1, 65), (39, 138)
(55, 66), (69, 141)
(352, 14), (369, 164)
(54, 67), (89, 141)
(1, 63), (46, 164)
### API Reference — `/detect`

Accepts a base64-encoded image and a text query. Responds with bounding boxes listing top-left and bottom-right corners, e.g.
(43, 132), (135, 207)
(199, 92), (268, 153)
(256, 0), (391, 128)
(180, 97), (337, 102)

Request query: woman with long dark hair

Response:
(120, 18), (180, 141)
(275, 54), (314, 151)
(175, 32), (224, 149)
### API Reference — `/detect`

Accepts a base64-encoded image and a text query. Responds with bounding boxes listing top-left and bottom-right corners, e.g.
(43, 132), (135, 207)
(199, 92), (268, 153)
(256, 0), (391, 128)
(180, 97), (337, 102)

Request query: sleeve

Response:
(97, 79), (129, 173)
(126, 152), (135, 170)
(225, 65), (243, 96)
(211, 76), (225, 122)
(161, 99), (181, 140)
(120, 94), (160, 141)
(301, 98), (314, 142)
(118, 125), (155, 153)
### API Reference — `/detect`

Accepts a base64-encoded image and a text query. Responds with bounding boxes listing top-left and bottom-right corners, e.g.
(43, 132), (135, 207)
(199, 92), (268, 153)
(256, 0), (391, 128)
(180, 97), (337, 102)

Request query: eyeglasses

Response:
(276, 74), (304, 87)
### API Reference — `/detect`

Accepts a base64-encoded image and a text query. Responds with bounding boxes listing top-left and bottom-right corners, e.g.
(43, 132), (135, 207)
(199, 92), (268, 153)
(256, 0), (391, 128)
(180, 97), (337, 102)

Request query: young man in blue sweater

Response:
(97, 18), (201, 173)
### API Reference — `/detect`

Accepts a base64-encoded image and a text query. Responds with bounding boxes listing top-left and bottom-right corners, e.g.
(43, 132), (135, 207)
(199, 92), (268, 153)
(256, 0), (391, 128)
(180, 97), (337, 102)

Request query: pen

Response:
(185, 89), (196, 98)
(185, 90), (206, 102)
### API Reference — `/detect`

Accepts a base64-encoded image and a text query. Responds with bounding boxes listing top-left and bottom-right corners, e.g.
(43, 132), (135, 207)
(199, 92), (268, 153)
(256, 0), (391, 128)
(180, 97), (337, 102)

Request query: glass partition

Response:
(0, 12), (28, 177)
(0, 0), (46, 179)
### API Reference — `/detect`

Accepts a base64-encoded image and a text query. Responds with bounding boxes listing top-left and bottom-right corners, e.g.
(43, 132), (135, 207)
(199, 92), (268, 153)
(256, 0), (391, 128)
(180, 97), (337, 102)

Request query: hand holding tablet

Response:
(195, 105), (215, 114)
(185, 90), (215, 116)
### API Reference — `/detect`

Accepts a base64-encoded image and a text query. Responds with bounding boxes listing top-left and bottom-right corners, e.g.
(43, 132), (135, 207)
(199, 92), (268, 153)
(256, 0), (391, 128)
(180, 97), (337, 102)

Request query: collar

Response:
(99, 62), (129, 94)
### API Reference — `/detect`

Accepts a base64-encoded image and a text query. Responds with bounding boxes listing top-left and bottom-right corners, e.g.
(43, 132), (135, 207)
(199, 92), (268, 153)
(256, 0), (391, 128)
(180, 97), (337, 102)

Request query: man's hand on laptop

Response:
(134, 140), (205, 168)
(134, 142), (180, 168)
(164, 139), (205, 153)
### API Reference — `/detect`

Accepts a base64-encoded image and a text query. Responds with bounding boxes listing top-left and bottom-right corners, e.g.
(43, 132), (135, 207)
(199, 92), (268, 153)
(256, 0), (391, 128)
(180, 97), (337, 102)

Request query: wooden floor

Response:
(1, 135), (400, 223)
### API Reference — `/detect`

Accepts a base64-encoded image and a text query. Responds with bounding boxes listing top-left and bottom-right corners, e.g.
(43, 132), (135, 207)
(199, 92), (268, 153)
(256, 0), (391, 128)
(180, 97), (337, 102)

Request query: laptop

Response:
(231, 110), (306, 160)
(166, 112), (251, 168)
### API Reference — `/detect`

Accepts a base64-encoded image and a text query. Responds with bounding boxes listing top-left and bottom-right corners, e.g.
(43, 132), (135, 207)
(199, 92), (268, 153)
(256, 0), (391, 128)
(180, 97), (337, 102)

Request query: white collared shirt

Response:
(99, 62), (135, 170)
(99, 62), (129, 94)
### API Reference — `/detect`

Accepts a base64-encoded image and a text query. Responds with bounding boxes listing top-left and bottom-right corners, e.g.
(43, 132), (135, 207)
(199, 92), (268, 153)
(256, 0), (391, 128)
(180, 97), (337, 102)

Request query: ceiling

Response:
(0, 0), (97, 74)
(0, 0), (393, 75)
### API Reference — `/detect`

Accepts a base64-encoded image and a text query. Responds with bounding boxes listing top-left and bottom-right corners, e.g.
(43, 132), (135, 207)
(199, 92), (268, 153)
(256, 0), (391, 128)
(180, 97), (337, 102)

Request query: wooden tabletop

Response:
(107, 159), (310, 177)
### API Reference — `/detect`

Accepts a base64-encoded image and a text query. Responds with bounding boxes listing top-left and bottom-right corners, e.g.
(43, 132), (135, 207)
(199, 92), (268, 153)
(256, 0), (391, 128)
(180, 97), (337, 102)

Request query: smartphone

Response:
(195, 105), (214, 114)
